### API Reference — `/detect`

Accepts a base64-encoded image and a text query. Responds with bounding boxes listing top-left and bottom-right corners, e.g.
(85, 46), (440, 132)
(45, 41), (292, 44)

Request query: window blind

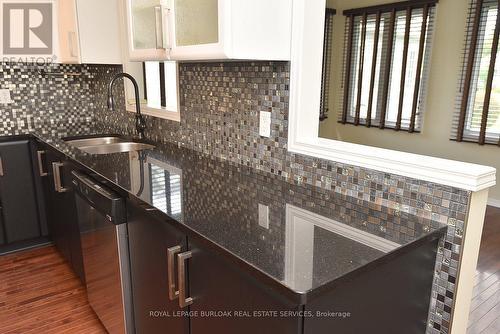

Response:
(339, 0), (437, 132)
(453, 0), (500, 145)
(320, 8), (336, 122)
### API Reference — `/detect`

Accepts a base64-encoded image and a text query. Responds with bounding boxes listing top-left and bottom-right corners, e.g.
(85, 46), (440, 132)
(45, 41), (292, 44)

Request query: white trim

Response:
(487, 197), (500, 208)
(450, 189), (489, 334)
(288, 0), (496, 192)
(126, 105), (180, 122)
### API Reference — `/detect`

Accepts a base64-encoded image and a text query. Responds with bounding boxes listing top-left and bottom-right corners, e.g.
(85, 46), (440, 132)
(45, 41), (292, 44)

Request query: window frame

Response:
(320, 8), (337, 122)
(123, 61), (181, 122)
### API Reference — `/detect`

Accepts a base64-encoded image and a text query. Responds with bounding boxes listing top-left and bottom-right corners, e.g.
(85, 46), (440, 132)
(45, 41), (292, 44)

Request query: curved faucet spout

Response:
(108, 72), (147, 139)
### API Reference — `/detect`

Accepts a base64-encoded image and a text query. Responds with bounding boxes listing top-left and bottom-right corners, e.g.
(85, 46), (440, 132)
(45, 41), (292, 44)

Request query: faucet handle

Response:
(107, 95), (115, 111)
(135, 114), (147, 139)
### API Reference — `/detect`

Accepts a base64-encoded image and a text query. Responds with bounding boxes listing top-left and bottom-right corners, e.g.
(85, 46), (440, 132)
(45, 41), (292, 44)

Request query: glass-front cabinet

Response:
(168, 0), (223, 60)
(124, 0), (293, 61)
(125, 0), (170, 60)
(173, 0), (219, 47)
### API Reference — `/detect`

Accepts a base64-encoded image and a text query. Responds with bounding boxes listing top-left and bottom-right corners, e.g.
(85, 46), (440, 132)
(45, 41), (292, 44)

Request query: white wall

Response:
(320, 0), (500, 202)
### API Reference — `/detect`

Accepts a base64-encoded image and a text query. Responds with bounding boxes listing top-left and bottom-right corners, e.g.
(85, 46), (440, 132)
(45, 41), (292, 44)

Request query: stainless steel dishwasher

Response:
(71, 170), (134, 334)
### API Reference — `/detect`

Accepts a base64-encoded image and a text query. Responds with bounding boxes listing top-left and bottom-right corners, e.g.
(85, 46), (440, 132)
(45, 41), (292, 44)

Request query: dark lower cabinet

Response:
(42, 146), (85, 283)
(127, 199), (189, 334)
(188, 238), (302, 334)
(128, 201), (302, 334)
(0, 140), (42, 248)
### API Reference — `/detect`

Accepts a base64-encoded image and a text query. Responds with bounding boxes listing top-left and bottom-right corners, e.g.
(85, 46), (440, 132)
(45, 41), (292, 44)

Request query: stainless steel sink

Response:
(77, 142), (155, 154)
(64, 136), (124, 148)
(63, 135), (155, 155)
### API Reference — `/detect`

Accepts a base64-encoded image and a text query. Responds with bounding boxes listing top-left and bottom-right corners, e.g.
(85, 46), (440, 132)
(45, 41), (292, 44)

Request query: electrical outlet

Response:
(258, 203), (269, 229)
(0, 89), (12, 104)
(259, 111), (271, 137)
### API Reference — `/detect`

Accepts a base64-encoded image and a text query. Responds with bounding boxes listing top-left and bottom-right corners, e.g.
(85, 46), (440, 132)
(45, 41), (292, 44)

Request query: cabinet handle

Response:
(68, 31), (77, 58)
(0, 155), (4, 177)
(167, 245), (181, 300)
(163, 7), (172, 50)
(177, 251), (193, 308)
(154, 6), (165, 49)
(37, 150), (48, 176)
(52, 162), (68, 193)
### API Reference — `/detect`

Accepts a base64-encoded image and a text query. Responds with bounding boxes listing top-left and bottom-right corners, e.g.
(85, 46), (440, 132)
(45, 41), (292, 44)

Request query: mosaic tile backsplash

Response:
(0, 61), (471, 333)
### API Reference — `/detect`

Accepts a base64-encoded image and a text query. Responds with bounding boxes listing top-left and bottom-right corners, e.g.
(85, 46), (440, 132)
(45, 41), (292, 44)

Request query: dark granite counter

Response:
(22, 125), (446, 304)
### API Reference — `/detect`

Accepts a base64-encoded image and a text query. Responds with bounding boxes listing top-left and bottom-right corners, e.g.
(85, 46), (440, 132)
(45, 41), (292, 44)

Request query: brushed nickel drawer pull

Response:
(177, 251), (193, 308)
(37, 150), (47, 176)
(0, 155), (4, 176)
(52, 162), (68, 193)
(167, 245), (181, 300)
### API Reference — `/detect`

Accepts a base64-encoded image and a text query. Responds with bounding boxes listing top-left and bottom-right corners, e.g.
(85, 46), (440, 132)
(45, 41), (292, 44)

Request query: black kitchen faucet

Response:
(107, 72), (147, 139)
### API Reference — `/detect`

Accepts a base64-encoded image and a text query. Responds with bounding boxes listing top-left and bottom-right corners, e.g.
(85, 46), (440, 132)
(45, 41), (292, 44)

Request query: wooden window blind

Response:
(320, 8), (336, 122)
(453, 0), (500, 145)
(339, 0), (437, 132)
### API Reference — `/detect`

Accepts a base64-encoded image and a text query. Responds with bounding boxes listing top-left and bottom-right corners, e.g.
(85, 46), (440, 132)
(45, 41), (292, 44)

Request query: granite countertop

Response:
(22, 125), (446, 304)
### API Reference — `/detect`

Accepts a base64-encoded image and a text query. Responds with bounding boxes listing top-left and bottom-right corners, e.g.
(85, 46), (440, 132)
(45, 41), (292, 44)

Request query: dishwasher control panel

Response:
(71, 170), (126, 225)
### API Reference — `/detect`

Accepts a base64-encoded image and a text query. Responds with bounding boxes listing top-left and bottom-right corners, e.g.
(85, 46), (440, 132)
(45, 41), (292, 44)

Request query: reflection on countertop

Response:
(30, 125), (446, 296)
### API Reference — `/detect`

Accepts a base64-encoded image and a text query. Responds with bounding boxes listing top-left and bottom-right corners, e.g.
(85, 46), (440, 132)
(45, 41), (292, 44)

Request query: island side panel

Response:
(304, 237), (440, 334)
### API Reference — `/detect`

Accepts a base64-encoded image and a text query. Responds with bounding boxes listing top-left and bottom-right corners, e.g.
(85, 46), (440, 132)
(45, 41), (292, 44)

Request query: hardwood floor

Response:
(0, 245), (106, 334)
(468, 206), (500, 334)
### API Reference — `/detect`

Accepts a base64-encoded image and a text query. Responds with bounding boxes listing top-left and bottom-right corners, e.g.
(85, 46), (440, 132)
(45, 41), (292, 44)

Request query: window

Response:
(124, 60), (179, 121)
(339, 0), (437, 132)
(454, 0), (500, 145)
(142, 61), (178, 111)
(320, 8), (336, 121)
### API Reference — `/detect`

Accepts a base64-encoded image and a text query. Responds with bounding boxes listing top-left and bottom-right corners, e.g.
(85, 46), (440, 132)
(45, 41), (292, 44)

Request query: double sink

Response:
(64, 135), (155, 155)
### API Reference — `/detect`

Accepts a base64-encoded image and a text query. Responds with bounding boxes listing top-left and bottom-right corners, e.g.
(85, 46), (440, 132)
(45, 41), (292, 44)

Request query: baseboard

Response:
(487, 198), (500, 208)
(0, 237), (52, 256)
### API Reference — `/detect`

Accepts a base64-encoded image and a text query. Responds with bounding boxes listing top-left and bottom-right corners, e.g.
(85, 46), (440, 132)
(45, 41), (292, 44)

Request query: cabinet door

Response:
(75, 0), (121, 64)
(55, 0), (81, 63)
(168, 0), (225, 60)
(187, 238), (302, 334)
(0, 141), (41, 244)
(172, 0), (219, 47)
(62, 160), (85, 283)
(46, 153), (85, 283)
(125, 0), (169, 60)
(45, 149), (72, 263)
(127, 199), (189, 334)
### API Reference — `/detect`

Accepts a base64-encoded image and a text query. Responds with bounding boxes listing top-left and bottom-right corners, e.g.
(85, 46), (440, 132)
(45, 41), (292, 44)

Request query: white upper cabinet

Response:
(55, 0), (122, 64)
(124, 0), (293, 61)
(55, 0), (80, 63)
(125, 0), (170, 60)
(170, 0), (292, 61)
